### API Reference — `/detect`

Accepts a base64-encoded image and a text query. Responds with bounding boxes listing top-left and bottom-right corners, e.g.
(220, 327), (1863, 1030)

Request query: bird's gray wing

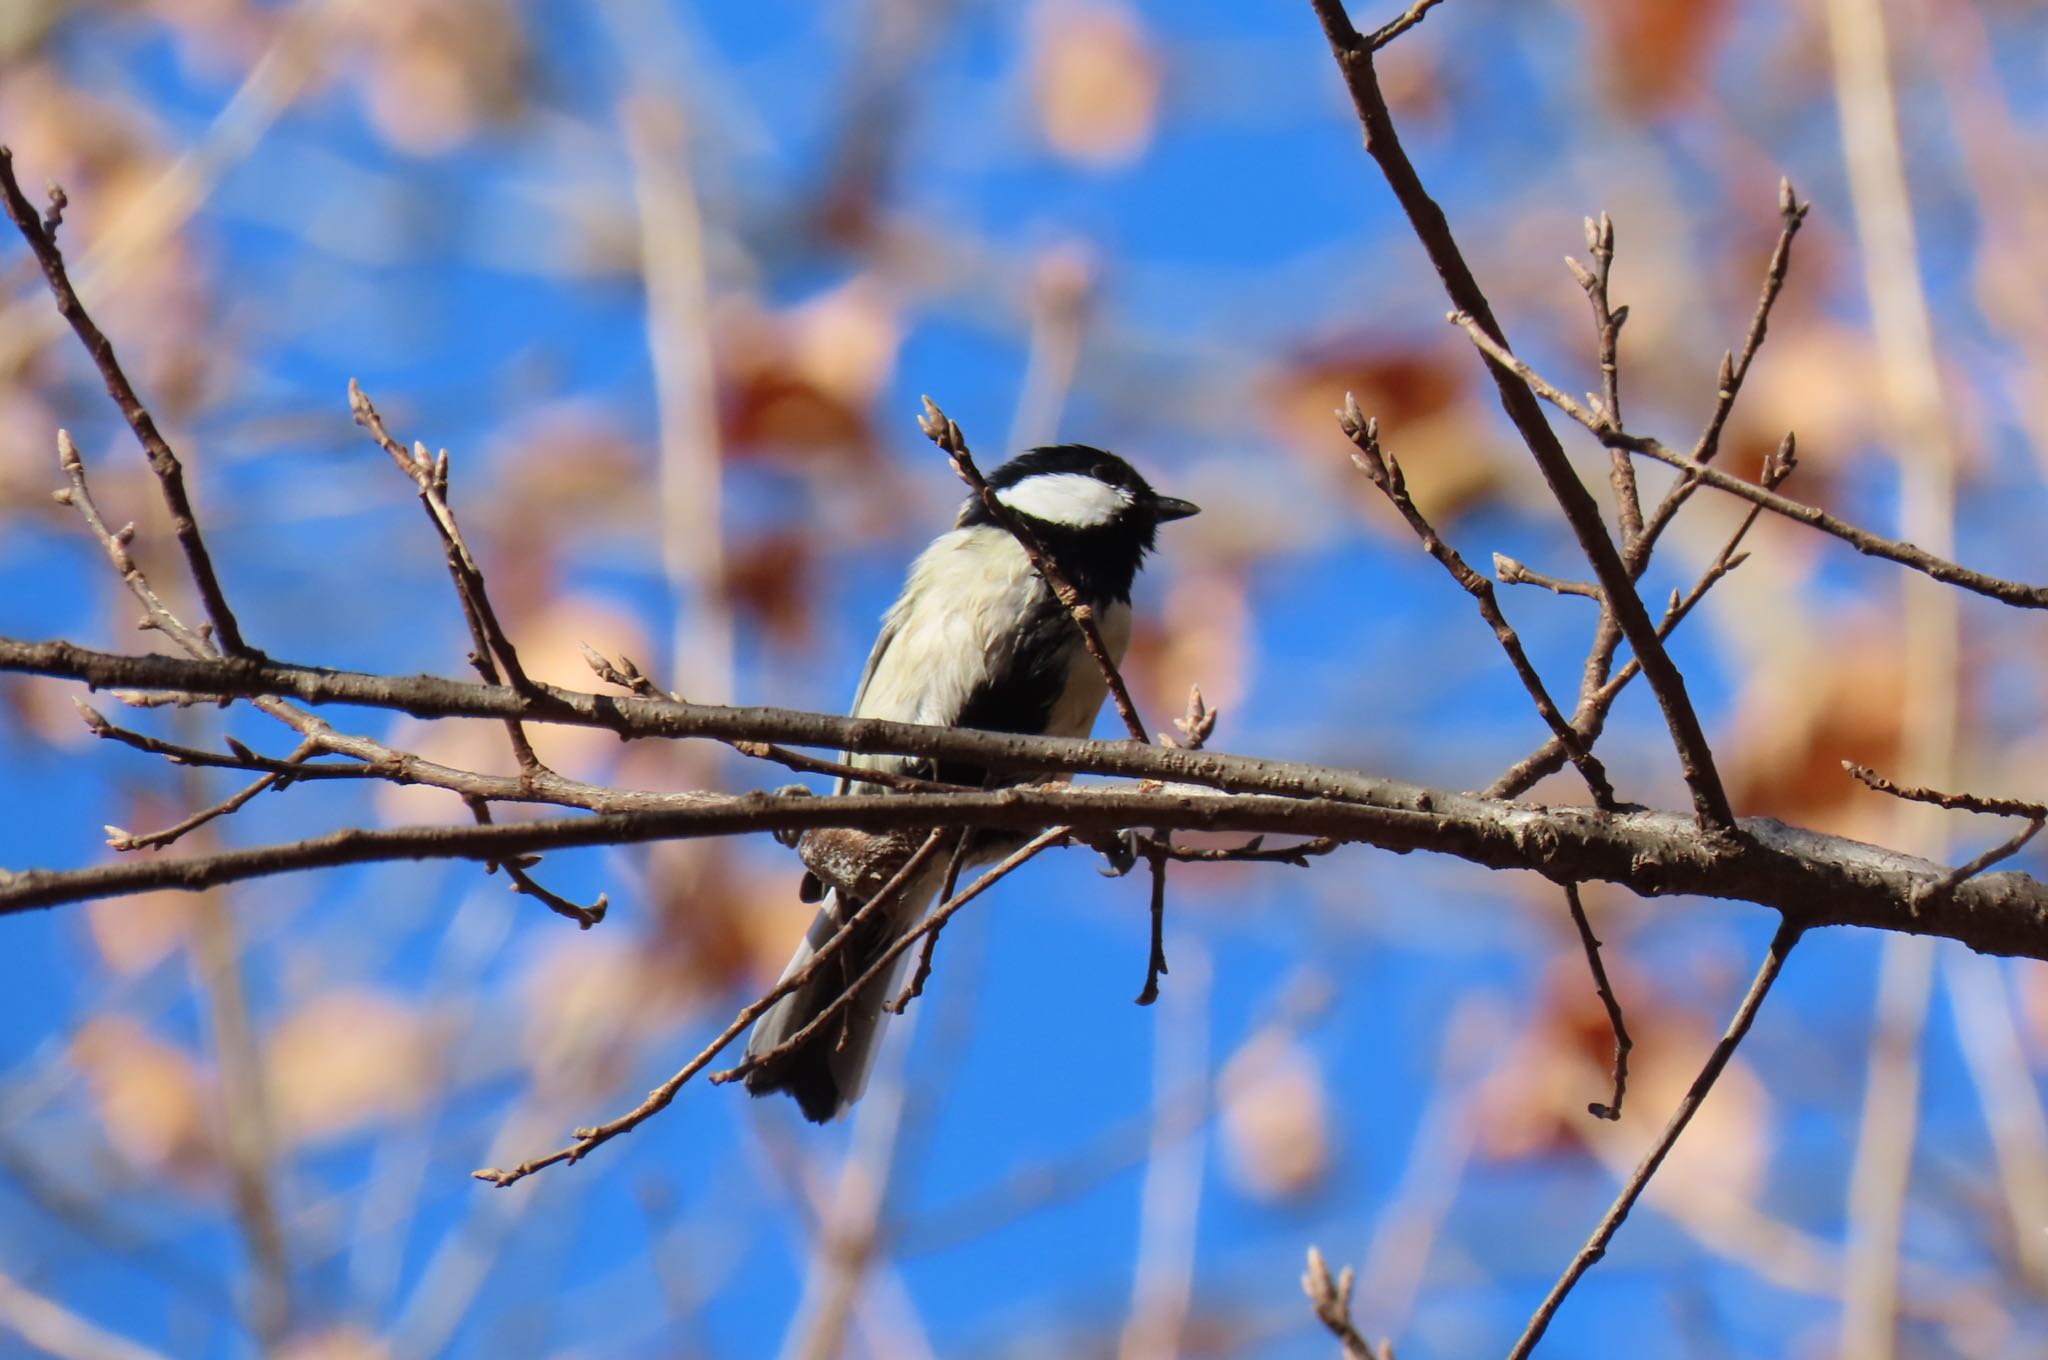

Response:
(836, 612), (902, 796)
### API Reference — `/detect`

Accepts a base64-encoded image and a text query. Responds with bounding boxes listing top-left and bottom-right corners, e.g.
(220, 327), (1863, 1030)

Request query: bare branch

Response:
(1507, 920), (1804, 1359)
(0, 148), (254, 658)
(1342, 401), (1617, 809)
(1489, 439), (1791, 800)
(1846, 763), (2048, 903)
(1844, 763), (2048, 820)
(888, 829), (973, 1014)
(1135, 844), (1171, 1006)
(1568, 211), (1643, 545)
(1305, 7), (1733, 829)
(1138, 834), (1341, 866)
(1302, 1247), (1390, 1360)
(471, 829), (953, 1186)
(8, 758), (2048, 961)
(107, 741), (315, 852)
(719, 829), (1062, 1087)
(1563, 882), (1631, 1121)
(1450, 316), (2048, 611)
(349, 378), (543, 773)
(1366, 0), (1443, 51)
(1633, 181), (1810, 555)
(1494, 554), (1600, 602)
(460, 796), (607, 929)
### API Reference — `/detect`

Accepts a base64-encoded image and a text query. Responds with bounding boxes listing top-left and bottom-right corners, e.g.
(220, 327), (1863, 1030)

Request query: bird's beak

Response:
(1151, 495), (1201, 522)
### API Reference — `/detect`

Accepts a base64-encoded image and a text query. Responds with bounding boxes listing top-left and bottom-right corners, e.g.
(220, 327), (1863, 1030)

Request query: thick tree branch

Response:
(9, 753), (2048, 961)
(15, 635), (2048, 954)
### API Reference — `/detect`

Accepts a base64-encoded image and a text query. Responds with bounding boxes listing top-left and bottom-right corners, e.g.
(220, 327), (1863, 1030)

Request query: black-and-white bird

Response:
(743, 443), (1199, 1122)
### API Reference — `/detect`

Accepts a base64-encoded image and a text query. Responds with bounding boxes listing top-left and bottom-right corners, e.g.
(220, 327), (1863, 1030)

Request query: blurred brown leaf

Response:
(70, 1016), (215, 1181)
(718, 278), (899, 468)
(481, 402), (651, 542)
(267, 989), (438, 1143)
(1264, 339), (1513, 529)
(725, 529), (814, 646)
(85, 889), (195, 976)
(1123, 567), (1248, 726)
(1218, 1026), (1331, 1200)
(337, 0), (527, 155)
(1724, 619), (1905, 840)
(646, 843), (811, 1004)
(276, 1328), (390, 1360)
(1575, 0), (1729, 114)
(1030, 2), (1162, 169)
(1473, 944), (1773, 1198)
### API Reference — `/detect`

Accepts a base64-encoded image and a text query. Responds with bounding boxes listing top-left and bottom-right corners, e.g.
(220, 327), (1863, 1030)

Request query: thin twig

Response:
(472, 828), (955, 1187)
(1366, 0), (1444, 51)
(715, 828), (1069, 1085)
(0, 149), (255, 658)
(107, 741), (316, 852)
(1928, 819), (2046, 900)
(1488, 438), (1793, 799)
(60, 388), (593, 922)
(55, 431), (212, 655)
(1494, 554), (1600, 602)
(461, 796), (608, 929)
(75, 706), (374, 780)
(1844, 762), (2048, 902)
(730, 740), (964, 795)
(1502, 186), (1806, 814)
(349, 381), (542, 771)
(888, 829), (972, 1014)
(1302, 1247), (1389, 1360)
(1136, 844), (1171, 1005)
(581, 643), (661, 697)
(1341, 402), (1617, 809)
(347, 379), (598, 922)
(1843, 763), (2048, 819)
(1137, 834), (1341, 866)
(1505, 920), (1804, 1359)
(1633, 180), (1810, 560)
(1449, 316), (2048, 611)
(1562, 883), (1631, 1121)
(1567, 212), (1642, 545)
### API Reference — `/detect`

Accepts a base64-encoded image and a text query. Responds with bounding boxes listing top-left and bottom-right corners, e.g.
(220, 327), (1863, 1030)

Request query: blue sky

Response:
(5, 1), (2048, 1356)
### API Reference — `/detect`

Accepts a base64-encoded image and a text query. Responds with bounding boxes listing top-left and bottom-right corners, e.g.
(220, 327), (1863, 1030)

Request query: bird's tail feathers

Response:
(742, 877), (928, 1122)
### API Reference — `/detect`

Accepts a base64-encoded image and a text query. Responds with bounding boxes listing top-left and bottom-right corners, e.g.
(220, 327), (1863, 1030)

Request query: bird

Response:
(742, 443), (1200, 1122)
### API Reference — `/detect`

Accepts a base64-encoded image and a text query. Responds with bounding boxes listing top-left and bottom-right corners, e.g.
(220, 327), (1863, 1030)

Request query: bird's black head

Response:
(958, 444), (1199, 602)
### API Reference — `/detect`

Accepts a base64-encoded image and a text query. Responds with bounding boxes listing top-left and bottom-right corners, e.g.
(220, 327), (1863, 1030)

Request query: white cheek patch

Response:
(996, 473), (1133, 528)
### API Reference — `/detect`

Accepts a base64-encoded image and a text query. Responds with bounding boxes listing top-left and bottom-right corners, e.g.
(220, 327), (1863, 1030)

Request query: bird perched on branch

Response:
(743, 444), (1200, 1121)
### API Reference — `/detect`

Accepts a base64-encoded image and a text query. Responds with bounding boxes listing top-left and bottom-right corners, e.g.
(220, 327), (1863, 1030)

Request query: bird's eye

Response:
(1092, 462), (1118, 483)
